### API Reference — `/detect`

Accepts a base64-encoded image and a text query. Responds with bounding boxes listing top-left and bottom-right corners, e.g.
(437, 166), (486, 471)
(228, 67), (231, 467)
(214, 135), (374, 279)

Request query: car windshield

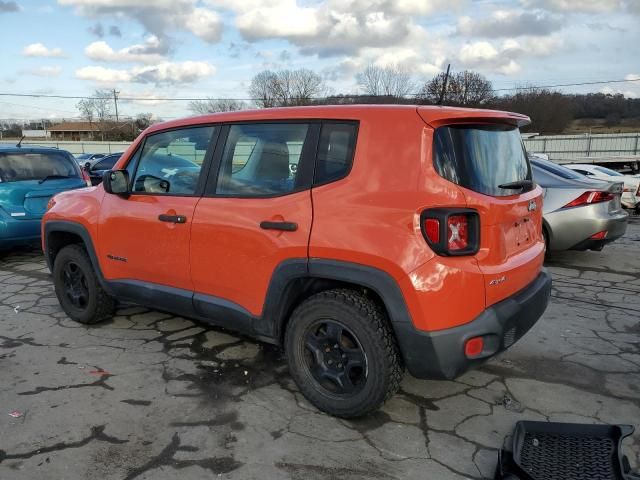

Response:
(93, 155), (121, 171)
(0, 152), (79, 183)
(594, 166), (623, 177)
(531, 158), (585, 180)
(433, 124), (531, 197)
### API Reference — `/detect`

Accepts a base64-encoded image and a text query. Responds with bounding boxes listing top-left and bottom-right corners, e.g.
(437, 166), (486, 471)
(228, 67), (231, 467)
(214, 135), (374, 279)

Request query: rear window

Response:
(433, 125), (531, 197)
(530, 158), (584, 180)
(0, 152), (79, 183)
(594, 166), (623, 177)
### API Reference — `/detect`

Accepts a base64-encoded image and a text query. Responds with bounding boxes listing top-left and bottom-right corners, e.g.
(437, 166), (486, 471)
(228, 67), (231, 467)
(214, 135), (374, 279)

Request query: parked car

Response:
(43, 106), (551, 417)
(564, 163), (640, 211)
(82, 152), (123, 186)
(76, 153), (106, 163)
(0, 145), (89, 249)
(530, 156), (628, 251)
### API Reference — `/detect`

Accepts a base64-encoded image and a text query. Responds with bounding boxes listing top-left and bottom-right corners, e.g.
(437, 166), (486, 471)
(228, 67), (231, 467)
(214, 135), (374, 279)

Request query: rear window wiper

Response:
(498, 179), (534, 190)
(38, 175), (71, 184)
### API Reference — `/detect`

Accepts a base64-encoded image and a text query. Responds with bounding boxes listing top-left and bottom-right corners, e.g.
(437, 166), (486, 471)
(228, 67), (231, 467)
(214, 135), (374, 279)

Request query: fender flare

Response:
(43, 220), (110, 292)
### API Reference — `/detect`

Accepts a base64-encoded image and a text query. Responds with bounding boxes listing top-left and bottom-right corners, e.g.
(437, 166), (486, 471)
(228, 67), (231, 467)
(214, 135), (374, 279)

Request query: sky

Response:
(1, 0), (639, 121)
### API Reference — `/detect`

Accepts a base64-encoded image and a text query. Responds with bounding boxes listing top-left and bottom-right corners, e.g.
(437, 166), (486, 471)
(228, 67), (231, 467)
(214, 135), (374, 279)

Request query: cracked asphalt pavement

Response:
(1, 218), (640, 479)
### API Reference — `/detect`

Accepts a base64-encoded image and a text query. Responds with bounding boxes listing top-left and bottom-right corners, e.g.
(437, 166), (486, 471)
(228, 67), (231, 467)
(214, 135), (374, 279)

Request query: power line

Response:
(0, 77), (638, 102)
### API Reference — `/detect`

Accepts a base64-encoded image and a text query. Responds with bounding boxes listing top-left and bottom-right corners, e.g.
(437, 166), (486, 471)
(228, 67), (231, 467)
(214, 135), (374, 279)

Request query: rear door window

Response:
(314, 122), (357, 185)
(0, 152), (79, 183)
(433, 125), (531, 197)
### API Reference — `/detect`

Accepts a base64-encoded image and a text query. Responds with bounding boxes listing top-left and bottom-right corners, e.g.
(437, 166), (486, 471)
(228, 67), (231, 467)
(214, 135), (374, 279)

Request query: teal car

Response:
(0, 145), (89, 250)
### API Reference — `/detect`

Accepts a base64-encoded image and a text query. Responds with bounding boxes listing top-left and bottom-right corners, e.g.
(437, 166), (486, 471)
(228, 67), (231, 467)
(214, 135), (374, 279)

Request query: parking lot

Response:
(0, 218), (639, 480)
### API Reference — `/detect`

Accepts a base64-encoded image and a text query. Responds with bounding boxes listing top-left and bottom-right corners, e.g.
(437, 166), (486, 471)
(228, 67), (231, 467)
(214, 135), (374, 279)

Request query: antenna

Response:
(437, 64), (451, 106)
(16, 135), (25, 148)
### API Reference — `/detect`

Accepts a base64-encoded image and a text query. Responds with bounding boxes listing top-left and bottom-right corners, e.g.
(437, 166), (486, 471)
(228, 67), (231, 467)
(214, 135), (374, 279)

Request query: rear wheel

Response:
(285, 289), (403, 418)
(53, 244), (115, 324)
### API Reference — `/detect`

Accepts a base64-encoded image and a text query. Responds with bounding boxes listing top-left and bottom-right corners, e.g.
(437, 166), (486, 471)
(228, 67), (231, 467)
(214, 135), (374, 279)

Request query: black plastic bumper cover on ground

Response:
(393, 269), (552, 380)
(495, 421), (640, 480)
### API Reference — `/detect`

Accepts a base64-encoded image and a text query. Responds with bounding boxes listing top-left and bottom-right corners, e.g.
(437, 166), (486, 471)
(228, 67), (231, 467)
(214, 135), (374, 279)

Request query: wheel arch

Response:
(266, 259), (413, 346)
(44, 221), (108, 291)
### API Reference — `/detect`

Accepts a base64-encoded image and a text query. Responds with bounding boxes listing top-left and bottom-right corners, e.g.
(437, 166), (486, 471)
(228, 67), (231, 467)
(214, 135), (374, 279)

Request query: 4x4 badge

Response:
(528, 200), (537, 212)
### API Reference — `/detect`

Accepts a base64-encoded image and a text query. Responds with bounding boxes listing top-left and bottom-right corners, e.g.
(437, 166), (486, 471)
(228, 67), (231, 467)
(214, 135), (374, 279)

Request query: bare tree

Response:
(249, 70), (280, 108)
(249, 69), (327, 107)
(76, 98), (95, 126)
(188, 98), (248, 114)
(93, 90), (113, 123)
(419, 70), (494, 106)
(492, 87), (573, 133)
(357, 65), (415, 98)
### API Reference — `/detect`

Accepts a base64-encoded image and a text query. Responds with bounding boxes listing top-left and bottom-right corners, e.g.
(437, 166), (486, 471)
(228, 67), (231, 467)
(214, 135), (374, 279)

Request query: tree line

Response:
(189, 66), (640, 134)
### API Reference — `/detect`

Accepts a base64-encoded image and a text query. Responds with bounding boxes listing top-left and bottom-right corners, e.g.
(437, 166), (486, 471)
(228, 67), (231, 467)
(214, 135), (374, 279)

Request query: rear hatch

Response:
(0, 151), (86, 219)
(427, 120), (545, 307)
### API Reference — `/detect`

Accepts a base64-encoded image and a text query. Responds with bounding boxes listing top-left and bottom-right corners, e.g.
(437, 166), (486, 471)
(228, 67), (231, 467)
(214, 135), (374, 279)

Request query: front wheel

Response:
(285, 289), (403, 418)
(53, 244), (115, 324)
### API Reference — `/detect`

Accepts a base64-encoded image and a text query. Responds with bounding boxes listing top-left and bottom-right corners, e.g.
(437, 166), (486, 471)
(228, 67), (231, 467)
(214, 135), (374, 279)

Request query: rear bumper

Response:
(546, 204), (628, 251)
(393, 269), (552, 380)
(0, 216), (42, 249)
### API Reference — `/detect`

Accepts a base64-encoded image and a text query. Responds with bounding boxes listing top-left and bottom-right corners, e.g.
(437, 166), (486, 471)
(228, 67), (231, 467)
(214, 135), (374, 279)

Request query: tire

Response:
(285, 289), (403, 418)
(53, 244), (115, 324)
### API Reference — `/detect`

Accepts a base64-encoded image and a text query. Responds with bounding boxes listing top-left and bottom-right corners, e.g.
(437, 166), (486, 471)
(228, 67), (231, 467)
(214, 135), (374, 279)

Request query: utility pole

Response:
(112, 89), (120, 122)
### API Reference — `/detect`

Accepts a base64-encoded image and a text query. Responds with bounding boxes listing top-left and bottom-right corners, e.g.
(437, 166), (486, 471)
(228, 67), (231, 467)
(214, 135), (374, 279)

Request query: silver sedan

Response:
(530, 156), (628, 251)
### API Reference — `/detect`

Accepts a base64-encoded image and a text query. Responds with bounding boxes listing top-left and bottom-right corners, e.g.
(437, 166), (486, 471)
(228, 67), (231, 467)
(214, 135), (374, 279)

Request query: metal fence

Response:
(522, 132), (640, 161)
(0, 139), (131, 154)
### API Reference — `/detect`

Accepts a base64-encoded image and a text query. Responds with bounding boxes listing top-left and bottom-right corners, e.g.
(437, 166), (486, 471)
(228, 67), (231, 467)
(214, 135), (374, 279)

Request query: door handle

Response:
(158, 214), (187, 224)
(260, 221), (298, 232)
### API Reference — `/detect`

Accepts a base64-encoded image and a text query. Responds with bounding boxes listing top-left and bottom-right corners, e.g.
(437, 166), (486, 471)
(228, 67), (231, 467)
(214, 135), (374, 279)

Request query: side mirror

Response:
(84, 162), (91, 171)
(103, 170), (130, 196)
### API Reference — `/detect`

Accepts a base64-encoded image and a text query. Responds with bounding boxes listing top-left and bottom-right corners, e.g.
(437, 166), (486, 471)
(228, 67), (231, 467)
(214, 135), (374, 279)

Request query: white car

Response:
(564, 164), (640, 210)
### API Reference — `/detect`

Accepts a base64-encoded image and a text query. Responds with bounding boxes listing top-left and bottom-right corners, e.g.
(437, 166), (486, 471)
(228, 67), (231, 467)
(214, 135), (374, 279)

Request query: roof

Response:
(48, 121), (100, 132)
(0, 144), (71, 154)
(144, 104), (530, 135)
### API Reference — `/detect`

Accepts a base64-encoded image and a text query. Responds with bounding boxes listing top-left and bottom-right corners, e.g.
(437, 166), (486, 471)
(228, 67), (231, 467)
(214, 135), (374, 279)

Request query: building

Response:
(48, 121), (100, 141)
(47, 121), (135, 141)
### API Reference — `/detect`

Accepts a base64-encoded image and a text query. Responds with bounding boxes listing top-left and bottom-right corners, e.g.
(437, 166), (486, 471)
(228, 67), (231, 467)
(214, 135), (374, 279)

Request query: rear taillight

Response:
(447, 215), (469, 251)
(563, 191), (613, 208)
(421, 209), (479, 256)
(81, 169), (91, 187)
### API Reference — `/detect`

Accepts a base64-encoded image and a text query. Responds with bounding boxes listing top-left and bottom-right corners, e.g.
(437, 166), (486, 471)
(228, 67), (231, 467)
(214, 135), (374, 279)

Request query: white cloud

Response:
(22, 43), (66, 57)
(58, 0), (223, 43)
(625, 74), (640, 81)
(458, 41), (521, 75)
(75, 61), (215, 85)
(85, 36), (166, 64)
(457, 10), (564, 37)
(209, 0), (461, 57)
(521, 0), (623, 13)
(21, 66), (63, 77)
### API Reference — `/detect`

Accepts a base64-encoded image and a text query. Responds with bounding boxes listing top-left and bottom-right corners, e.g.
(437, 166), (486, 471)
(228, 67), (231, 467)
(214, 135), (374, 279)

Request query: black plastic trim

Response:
(43, 220), (111, 293)
(393, 269), (552, 379)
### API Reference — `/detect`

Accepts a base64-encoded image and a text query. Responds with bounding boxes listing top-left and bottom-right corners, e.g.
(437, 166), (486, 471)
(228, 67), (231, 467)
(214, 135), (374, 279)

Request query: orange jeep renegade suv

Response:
(43, 105), (551, 417)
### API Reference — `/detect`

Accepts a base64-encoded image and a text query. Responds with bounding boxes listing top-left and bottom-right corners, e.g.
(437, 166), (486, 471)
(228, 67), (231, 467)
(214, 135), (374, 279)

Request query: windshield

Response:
(0, 152), (79, 183)
(594, 166), (623, 177)
(433, 124), (531, 197)
(93, 155), (121, 171)
(531, 158), (585, 180)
